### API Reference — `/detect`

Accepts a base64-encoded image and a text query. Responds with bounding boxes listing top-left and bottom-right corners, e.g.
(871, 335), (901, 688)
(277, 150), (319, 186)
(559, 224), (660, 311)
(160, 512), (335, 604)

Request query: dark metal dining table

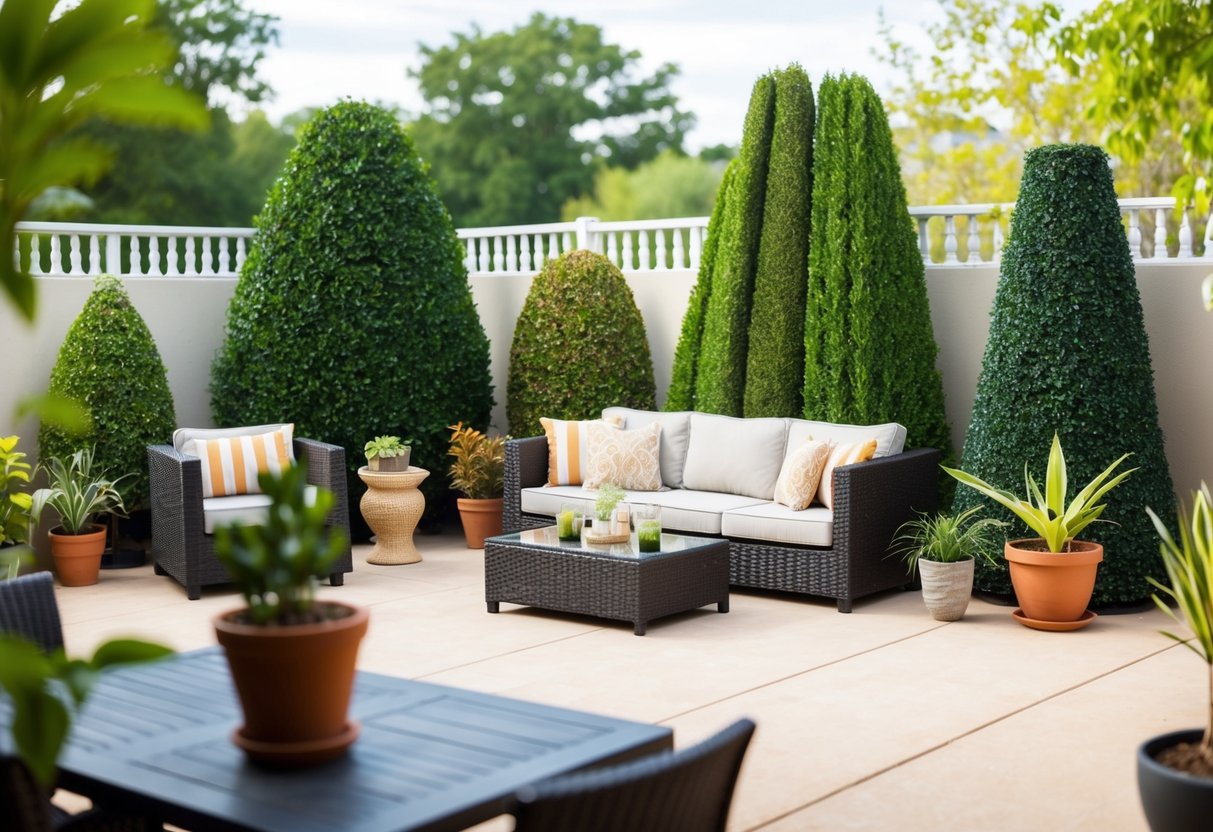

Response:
(49, 648), (672, 831)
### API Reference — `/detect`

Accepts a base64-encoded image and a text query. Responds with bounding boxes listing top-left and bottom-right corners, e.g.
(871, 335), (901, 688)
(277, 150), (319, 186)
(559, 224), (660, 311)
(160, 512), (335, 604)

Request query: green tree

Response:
(211, 102), (493, 511)
(561, 150), (721, 222)
(507, 250), (655, 434)
(952, 144), (1175, 605)
(0, 0), (206, 320)
(804, 74), (951, 464)
(154, 0), (278, 104)
(408, 13), (693, 227)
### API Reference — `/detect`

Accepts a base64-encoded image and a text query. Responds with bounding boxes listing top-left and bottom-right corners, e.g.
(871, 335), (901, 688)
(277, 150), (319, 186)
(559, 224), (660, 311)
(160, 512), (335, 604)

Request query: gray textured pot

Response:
(1138, 729), (1213, 831)
(369, 451), (410, 472)
(918, 557), (974, 621)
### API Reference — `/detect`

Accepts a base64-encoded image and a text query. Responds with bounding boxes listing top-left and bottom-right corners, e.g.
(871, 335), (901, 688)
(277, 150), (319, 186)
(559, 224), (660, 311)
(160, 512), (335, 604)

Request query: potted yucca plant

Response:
(893, 507), (1005, 621)
(447, 422), (505, 549)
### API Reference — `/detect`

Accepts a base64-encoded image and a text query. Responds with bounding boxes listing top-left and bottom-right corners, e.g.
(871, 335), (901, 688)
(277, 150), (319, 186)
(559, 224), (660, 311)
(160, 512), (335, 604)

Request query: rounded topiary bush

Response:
(507, 250), (655, 434)
(210, 101), (493, 511)
(39, 274), (176, 510)
(953, 143), (1175, 606)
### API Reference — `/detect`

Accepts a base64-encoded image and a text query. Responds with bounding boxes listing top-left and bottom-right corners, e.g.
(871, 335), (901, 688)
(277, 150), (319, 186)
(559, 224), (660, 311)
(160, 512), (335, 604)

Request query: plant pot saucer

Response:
(1011, 608), (1097, 632)
(233, 721), (360, 768)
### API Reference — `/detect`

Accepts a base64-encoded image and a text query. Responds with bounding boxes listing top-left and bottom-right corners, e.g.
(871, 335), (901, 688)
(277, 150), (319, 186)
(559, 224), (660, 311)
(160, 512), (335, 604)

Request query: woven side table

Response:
(358, 466), (429, 565)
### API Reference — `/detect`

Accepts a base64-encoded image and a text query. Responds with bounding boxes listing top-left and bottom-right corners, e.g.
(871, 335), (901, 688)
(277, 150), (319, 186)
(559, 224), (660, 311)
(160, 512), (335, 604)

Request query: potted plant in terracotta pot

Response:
(447, 422), (505, 549)
(29, 447), (129, 586)
(944, 433), (1134, 631)
(363, 435), (412, 472)
(212, 460), (365, 767)
(892, 507), (1005, 622)
(1138, 483), (1213, 830)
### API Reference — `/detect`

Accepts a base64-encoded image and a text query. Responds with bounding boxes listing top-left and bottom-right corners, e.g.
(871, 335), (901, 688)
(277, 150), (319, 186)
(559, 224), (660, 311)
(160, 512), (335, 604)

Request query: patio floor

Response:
(52, 529), (1197, 831)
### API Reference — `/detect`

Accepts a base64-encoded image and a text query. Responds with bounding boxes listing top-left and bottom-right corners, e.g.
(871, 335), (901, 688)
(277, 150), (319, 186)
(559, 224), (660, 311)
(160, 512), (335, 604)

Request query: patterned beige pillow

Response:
(540, 416), (622, 486)
(583, 421), (662, 491)
(816, 438), (878, 509)
(773, 439), (833, 511)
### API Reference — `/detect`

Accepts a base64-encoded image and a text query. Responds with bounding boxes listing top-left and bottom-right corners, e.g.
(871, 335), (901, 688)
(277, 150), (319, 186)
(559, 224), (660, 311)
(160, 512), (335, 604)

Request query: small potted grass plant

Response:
(363, 435), (412, 472)
(448, 422), (505, 549)
(893, 507), (1005, 621)
(212, 460), (365, 767)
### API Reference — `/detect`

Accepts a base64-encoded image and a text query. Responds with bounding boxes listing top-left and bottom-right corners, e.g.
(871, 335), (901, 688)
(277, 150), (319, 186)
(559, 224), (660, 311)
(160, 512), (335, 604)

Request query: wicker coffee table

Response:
(484, 526), (729, 635)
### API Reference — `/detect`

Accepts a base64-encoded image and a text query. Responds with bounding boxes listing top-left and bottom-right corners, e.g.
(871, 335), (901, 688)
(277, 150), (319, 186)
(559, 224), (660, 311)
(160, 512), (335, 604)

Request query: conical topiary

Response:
(211, 101), (493, 511)
(804, 73), (951, 464)
(953, 143), (1175, 606)
(507, 250), (655, 434)
(39, 274), (176, 510)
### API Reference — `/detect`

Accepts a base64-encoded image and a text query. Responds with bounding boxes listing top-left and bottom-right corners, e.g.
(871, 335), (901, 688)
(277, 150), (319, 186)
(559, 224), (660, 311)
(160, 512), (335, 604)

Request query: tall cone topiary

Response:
(211, 101), (493, 510)
(665, 158), (737, 411)
(804, 73), (951, 461)
(507, 250), (655, 433)
(744, 64), (814, 417)
(40, 274), (176, 510)
(954, 143), (1174, 606)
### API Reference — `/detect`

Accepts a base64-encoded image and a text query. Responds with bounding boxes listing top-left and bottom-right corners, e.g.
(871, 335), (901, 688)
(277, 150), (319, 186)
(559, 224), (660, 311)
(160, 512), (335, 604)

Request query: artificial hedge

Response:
(953, 143), (1174, 606)
(744, 64), (814, 417)
(804, 74), (951, 466)
(665, 158), (737, 412)
(694, 73), (776, 416)
(507, 250), (655, 432)
(210, 101), (493, 512)
(39, 274), (176, 510)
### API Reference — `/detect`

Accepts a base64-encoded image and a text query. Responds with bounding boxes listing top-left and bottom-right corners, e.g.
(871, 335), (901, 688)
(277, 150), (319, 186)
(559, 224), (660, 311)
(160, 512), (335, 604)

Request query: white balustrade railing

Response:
(14, 198), (1211, 280)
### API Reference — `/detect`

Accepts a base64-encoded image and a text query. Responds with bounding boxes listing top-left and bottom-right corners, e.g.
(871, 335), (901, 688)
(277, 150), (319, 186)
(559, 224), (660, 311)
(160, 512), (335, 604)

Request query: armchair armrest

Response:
(504, 436), (549, 533)
(146, 443), (204, 571)
(293, 437), (351, 555)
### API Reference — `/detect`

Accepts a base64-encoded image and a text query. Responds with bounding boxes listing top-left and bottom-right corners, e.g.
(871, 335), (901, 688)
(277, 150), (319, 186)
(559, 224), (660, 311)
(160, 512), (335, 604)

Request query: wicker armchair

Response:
(146, 436), (353, 599)
(511, 718), (755, 832)
(0, 572), (63, 653)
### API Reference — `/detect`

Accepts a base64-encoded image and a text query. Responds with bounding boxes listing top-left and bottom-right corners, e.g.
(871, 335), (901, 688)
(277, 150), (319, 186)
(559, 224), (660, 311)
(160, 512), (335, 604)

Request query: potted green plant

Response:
(1138, 484), (1213, 830)
(212, 460), (365, 767)
(892, 507), (1005, 621)
(1, 435), (33, 579)
(944, 432), (1134, 630)
(29, 447), (129, 587)
(448, 422), (505, 549)
(363, 435), (412, 472)
(594, 483), (625, 528)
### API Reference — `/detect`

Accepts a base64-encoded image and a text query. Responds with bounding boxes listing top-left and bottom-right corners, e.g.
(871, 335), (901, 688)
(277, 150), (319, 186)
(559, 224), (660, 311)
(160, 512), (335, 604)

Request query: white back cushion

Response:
(601, 407), (692, 488)
(681, 413), (789, 499)
(784, 419), (905, 462)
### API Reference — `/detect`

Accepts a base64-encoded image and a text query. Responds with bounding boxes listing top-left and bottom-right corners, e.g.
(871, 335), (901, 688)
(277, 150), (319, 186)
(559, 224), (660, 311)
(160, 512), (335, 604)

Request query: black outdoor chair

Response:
(0, 572), (64, 653)
(511, 718), (756, 832)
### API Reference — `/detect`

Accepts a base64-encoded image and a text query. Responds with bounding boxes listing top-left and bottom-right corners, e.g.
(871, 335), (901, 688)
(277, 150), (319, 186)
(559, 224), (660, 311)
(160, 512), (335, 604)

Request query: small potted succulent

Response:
(594, 483), (626, 531)
(448, 422), (505, 549)
(944, 433), (1134, 630)
(29, 447), (130, 586)
(893, 507), (1005, 621)
(212, 460), (365, 767)
(363, 435), (412, 472)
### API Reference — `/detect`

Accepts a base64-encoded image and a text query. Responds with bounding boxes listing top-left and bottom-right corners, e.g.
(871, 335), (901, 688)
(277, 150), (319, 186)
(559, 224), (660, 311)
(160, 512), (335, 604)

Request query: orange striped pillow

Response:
(540, 417), (621, 486)
(815, 438), (878, 509)
(195, 427), (295, 498)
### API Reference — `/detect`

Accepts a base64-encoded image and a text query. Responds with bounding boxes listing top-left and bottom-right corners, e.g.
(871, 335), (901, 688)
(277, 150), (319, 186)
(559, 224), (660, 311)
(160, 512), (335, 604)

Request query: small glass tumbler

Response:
(635, 504), (662, 553)
(556, 503), (584, 541)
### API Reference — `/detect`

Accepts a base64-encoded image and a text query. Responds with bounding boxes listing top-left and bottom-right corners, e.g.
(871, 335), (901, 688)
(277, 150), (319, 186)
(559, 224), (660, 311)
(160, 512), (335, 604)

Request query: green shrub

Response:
(210, 101), (493, 510)
(694, 73), (776, 415)
(744, 65), (814, 417)
(39, 275), (175, 510)
(953, 143), (1175, 605)
(804, 74), (951, 465)
(507, 250), (655, 433)
(665, 158), (737, 411)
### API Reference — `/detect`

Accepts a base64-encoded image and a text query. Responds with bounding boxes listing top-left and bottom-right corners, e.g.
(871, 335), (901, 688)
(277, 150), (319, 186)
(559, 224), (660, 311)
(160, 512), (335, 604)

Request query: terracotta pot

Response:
(214, 601), (369, 766)
(1005, 538), (1102, 623)
(918, 557), (974, 621)
(49, 524), (107, 586)
(457, 497), (503, 549)
(1138, 729), (1213, 831)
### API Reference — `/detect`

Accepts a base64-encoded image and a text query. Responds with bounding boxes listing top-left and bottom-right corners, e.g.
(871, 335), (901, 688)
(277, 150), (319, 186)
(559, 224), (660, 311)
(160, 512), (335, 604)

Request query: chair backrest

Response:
(0, 572), (65, 654)
(0, 755), (53, 832)
(511, 718), (756, 832)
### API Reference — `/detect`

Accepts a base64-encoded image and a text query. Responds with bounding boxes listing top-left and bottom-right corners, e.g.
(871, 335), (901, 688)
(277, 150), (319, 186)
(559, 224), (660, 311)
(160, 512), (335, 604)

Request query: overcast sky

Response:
(247, 0), (1095, 152)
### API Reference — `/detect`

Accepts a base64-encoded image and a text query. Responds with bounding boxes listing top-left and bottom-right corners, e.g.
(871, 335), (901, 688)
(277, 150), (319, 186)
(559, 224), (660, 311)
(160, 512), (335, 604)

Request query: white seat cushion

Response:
(520, 485), (767, 535)
(601, 408), (693, 488)
(682, 413), (789, 500)
(721, 502), (834, 548)
(784, 419), (905, 461)
(203, 486), (319, 534)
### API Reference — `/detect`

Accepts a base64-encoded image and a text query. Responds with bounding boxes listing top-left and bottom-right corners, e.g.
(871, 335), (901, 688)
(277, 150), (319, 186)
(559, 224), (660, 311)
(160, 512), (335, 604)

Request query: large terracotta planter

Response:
(214, 601), (369, 766)
(1138, 729), (1213, 831)
(918, 557), (975, 621)
(1005, 538), (1102, 628)
(49, 524), (107, 586)
(457, 497), (503, 549)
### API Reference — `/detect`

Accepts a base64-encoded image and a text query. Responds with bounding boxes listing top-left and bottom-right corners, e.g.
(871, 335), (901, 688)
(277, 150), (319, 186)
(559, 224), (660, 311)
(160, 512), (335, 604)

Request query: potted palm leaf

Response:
(944, 433), (1134, 630)
(448, 422), (505, 549)
(893, 507), (1005, 621)
(1, 435), (33, 579)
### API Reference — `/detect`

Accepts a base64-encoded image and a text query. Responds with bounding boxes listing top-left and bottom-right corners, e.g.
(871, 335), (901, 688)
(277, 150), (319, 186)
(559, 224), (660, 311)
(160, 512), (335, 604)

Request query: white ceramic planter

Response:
(918, 557), (975, 621)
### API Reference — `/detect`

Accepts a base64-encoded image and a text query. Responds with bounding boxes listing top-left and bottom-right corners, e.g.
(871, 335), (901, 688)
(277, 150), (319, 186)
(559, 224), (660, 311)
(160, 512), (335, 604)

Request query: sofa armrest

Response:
(294, 437), (351, 548)
(147, 443), (204, 557)
(504, 436), (549, 533)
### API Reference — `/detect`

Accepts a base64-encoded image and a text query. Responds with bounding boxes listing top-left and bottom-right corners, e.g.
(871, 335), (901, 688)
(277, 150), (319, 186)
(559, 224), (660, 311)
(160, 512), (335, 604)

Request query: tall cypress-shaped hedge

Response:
(211, 102), (493, 509)
(665, 159), (737, 411)
(507, 250), (656, 433)
(953, 144), (1174, 606)
(744, 65), (814, 417)
(804, 74), (951, 462)
(40, 274), (176, 510)
(694, 74), (776, 415)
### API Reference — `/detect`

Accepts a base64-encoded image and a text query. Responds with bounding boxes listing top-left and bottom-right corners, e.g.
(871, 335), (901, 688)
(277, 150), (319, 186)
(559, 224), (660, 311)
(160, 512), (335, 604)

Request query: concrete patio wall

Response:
(2, 261), (1211, 498)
